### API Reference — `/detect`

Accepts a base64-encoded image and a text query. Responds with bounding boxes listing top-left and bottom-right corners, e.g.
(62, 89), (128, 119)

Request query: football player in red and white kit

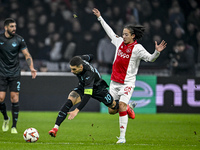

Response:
(93, 8), (167, 144)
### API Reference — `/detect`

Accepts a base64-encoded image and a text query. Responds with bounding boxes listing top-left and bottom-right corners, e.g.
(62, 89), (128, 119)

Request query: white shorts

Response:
(109, 80), (135, 104)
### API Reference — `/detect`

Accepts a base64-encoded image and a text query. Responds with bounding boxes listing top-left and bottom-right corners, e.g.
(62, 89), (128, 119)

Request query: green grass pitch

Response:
(0, 111), (199, 150)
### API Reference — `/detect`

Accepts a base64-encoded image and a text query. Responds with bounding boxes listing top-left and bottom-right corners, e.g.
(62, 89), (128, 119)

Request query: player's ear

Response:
(132, 34), (135, 39)
(80, 64), (83, 69)
(4, 26), (7, 31)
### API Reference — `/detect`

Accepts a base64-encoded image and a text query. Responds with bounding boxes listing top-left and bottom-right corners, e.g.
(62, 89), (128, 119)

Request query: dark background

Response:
(4, 75), (100, 111)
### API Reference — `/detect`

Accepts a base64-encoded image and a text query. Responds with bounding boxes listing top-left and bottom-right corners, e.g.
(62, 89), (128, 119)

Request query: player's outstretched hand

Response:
(92, 8), (101, 18)
(68, 108), (79, 120)
(155, 40), (167, 52)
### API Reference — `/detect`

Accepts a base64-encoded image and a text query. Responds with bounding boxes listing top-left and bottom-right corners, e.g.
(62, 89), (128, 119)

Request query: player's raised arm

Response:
(92, 8), (117, 40)
(22, 48), (37, 79)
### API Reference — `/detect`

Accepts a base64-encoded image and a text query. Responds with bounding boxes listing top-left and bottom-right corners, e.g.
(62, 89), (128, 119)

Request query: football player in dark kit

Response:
(49, 54), (136, 138)
(0, 18), (37, 134)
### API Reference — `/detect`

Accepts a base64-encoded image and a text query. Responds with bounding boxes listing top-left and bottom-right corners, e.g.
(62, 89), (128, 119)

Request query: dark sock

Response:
(55, 100), (73, 126)
(0, 102), (8, 120)
(12, 102), (19, 128)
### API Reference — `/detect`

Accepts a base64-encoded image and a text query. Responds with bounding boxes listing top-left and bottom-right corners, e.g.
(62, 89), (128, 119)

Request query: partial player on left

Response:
(0, 18), (37, 134)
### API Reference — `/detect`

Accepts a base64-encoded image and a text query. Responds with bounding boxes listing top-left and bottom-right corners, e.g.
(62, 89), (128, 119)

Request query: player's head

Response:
(123, 25), (145, 44)
(4, 18), (16, 37)
(69, 56), (84, 75)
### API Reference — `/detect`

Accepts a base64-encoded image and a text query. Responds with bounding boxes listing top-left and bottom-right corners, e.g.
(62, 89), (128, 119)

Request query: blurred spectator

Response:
(75, 31), (97, 59)
(173, 27), (186, 43)
(61, 32), (76, 61)
(150, 18), (164, 36)
(49, 33), (63, 61)
(16, 16), (26, 36)
(124, 1), (139, 24)
(140, 21), (152, 51)
(49, 1), (64, 32)
(112, 5), (123, 24)
(150, 0), (168, 22)
(169, 3), (185, 30)
(1, 0), (199, 74)
(178, 0), (199, 19)
(170, 40), (195, 76)
(81, 0), (96, 30)
(187, 8), (200, 30)
(163, 23), (174, 52)
(194, 31), (200, 63)
(135, 0), (152, 23)
(27, 27), (39, 59)
(97, 35), (116, 74)
(185, 22), (198, 53)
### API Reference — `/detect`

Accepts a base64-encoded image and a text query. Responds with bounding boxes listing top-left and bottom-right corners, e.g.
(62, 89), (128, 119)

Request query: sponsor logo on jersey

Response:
(0, 42), (4, 45)
(12, 42), (17, 47)
(117, 50), (130, 58)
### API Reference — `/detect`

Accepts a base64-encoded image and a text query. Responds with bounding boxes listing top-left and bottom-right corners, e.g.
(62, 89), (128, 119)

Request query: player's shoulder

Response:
(14, 34), (24, 40)
(112, 35), (123, 43)
(134, 43), (145, 49)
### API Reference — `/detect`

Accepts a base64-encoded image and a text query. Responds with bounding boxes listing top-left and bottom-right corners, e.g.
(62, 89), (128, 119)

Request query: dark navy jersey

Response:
(76, 55), (108, 95)
(0, 33), (27, 77)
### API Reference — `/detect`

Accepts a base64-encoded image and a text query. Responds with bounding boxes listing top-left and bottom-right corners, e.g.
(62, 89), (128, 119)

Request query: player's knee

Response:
(0, 97), (5, 103)
(68, 91), (81, 105)
(11, 95), (19, 103)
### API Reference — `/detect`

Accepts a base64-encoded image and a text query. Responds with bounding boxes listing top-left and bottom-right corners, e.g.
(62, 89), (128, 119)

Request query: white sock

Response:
(54, 124), (59, 129)
(119, 111), (128, 138)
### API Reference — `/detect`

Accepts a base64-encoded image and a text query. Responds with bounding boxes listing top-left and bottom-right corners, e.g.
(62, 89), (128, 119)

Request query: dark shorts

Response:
(0, 76), (21, 92)
(73, 83), (113, 107)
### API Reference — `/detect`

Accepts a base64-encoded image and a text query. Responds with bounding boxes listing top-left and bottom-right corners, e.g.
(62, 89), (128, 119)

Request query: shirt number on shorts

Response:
(17, 81), (20, 91)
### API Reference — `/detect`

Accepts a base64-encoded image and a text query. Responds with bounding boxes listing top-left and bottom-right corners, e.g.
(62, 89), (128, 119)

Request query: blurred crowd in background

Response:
(0, 0), (200, 76)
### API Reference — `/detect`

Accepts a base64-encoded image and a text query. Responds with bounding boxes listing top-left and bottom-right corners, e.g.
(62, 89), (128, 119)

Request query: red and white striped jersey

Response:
(98, 16), (160, 84)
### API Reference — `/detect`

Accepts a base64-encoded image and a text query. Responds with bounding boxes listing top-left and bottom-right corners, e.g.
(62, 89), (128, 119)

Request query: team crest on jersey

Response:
(126, 48), (132, 53)
(12, 42), (17, 47)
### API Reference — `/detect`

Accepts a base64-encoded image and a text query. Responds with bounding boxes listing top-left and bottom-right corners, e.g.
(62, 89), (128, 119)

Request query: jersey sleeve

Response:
(19, 38), (27, 51)
(98, 16), (122, 46)
(136, 44), (160, 62)
(83, 71), (95, 95)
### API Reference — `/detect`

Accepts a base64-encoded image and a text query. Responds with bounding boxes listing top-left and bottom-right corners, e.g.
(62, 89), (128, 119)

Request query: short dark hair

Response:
(4, 18), (16, 27)
(69, 56), (83, 66)
(176, 40), (184, 46)
(124, 24), (145, 40)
